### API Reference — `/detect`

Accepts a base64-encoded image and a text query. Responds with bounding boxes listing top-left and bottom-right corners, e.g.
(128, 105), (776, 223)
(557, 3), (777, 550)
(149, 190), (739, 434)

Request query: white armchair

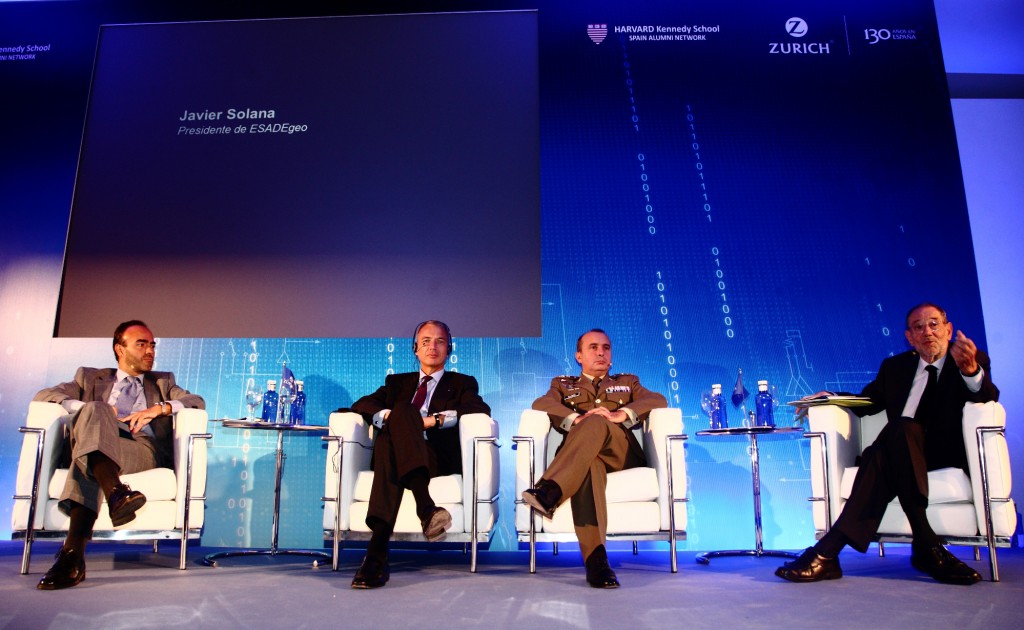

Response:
(807, 401), (1016, 580)
(514, 408), (688, 572)
(322, 411), (499, 572)
(11, 401), (211, 573)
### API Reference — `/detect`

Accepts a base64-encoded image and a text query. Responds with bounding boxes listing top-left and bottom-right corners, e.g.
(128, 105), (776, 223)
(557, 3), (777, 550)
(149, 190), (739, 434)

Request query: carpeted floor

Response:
(1, 541), (1021, 629)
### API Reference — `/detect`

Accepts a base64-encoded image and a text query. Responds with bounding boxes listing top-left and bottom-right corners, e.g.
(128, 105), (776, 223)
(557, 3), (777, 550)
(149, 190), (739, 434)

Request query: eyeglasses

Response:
(908, 318), (946, 335)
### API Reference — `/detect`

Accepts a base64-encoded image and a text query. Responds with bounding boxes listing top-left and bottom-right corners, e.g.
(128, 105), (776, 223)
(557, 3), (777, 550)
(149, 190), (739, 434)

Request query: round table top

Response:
(695, 425), (803, 437)
(216, 419), (328, 432)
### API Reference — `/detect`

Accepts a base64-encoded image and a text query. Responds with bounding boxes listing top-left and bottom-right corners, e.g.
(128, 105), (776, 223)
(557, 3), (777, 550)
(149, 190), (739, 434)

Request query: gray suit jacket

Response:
(34, 367), (205, 467)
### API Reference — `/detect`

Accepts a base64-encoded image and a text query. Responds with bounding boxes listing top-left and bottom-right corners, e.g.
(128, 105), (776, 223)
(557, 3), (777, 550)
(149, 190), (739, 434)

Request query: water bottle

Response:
(291, 380), (306, 425)
(709, 383), (728, 429)
(755, 380), (775, 427)
(261, 379), (278, 422)
(278, 392), (291, 425)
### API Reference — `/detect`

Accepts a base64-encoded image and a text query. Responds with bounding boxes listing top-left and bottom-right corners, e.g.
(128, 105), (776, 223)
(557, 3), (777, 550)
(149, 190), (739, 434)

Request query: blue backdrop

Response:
(0, 0), (1005, 554)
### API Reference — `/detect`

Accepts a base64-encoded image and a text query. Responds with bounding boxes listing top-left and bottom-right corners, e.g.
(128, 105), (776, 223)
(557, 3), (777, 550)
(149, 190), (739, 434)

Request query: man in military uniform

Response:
(522, 328), (667, 588)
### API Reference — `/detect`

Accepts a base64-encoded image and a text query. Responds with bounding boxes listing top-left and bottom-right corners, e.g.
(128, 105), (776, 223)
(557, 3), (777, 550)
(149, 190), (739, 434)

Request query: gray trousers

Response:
(59, 401), (159, 515)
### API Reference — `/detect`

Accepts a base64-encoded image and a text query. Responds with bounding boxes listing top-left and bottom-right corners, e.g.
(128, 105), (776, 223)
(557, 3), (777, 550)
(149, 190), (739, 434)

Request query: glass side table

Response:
(203, 419), (331, 566)
(695, 425), (803, 564)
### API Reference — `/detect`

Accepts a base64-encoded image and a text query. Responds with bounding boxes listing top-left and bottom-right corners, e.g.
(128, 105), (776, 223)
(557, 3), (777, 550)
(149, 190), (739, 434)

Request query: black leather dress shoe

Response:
(774, 547), (842, 582)
(108, 484), (146, 527)
(584, 545), (620, 589)
(911, 545), (982, 585)
(351, 555), (390, 589)
(521, 479), (562, 519)
(421, 507), (452, 543)
(37, 547), (86, 590)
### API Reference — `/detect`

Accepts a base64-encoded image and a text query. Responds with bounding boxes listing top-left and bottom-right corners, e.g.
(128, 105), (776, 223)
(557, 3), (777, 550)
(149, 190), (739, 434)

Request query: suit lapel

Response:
(392, 372), (418, 407)
(894, 353), (919, 409)
(94, 370), (117, 404)
(142, 374), (161, 407)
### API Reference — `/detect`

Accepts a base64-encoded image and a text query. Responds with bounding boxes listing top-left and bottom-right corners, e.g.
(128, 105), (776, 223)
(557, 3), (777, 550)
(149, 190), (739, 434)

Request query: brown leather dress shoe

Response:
(584, 545), (620, 588)
(911, 545), (982, 585)
(420, 507), (452, 543)
(351, 555), (390, 589)
(37, 547), (86, 590)
(775, 547), (843, 582)
(108, 483), (146, 527)
(521, 479), (562, 519)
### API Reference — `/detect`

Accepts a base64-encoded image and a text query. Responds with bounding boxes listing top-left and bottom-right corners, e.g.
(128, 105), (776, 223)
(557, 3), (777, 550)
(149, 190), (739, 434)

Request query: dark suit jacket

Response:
(351, 371), (490, 476)
(33, 366), (206, 467)
(854, 349), (999, 472)
(532, 373), (667, 470)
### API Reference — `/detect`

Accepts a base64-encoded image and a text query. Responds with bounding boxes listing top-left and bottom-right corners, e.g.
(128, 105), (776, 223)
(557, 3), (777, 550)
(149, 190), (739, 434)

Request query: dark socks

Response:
(405, 468), (436, 522)
(367, 525), (391, 562)
(908, 510), (942, 550)
(814, 528), (850, 558)
(87, 452), (121, 500)
(64, 504), (97, 559)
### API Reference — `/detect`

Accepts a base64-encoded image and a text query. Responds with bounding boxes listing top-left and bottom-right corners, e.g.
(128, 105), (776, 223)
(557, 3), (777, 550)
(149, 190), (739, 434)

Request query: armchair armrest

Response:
(643, 408), (686, 531)
(807, 405), (862, 532)
(961, 402), (1015, 537)
(323, 412), (373, 531)
(172, 408), (209, 529)
(458, 413), (499, 532)
(13, 402), (68, 531)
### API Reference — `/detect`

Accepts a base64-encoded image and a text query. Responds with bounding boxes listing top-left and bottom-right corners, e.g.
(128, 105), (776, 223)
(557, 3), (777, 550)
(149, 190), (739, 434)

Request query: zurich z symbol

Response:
(786, 17), (808, 37)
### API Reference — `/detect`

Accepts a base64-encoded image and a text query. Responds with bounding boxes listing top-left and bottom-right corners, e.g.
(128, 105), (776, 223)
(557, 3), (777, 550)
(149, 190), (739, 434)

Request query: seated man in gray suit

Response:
(33, 320), (205, 590)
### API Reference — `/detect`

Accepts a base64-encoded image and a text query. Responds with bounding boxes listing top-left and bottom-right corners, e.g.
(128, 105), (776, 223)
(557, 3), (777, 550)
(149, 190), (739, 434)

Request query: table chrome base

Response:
(203, 548), (332, 567)
(696, 548), (798, 564)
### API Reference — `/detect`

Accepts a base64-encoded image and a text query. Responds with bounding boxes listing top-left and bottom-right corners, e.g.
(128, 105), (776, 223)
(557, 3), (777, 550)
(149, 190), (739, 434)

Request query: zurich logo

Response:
(786, 17), (808, 38)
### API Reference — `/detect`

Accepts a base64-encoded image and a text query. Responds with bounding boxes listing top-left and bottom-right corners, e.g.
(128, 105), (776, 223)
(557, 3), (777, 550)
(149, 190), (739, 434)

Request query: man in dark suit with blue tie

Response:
(32, 320), (205, 590)
(777, 303), (998, 585)
(348, 320), (490, 588)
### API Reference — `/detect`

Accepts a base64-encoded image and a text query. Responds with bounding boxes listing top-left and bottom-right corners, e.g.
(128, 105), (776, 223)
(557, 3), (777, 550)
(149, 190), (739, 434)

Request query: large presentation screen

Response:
(55, 10), (541, 338)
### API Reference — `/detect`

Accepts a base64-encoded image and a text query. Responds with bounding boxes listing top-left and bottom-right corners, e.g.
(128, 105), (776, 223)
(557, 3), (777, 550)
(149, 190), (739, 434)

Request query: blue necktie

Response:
(115, 377), (140, 418)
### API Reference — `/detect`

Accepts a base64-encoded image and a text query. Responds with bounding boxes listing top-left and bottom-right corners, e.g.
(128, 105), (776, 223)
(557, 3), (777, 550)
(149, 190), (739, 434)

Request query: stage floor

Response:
(2, 541), (1021, 629)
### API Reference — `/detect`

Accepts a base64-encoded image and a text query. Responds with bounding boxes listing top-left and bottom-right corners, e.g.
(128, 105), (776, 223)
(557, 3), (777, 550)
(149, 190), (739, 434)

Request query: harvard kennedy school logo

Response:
(588, 24), (608, 45)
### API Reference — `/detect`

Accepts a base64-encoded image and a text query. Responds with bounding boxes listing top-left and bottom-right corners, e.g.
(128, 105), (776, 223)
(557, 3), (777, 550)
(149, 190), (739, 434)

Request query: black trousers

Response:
(833, 417), (936, 552)
(365, 404), (439, 531)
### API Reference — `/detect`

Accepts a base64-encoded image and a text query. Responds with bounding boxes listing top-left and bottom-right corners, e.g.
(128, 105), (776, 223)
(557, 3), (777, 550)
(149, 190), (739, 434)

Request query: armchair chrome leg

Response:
(666, 433), (687, 574)
(333, 441), (344, 572)
(633, 541), (638, 555)
(21, 537), (34, 576)
(977, 426), (1003, 582)
(529, 518), (537, 574)
(470, 437), (481, 573)
(878, 542), (885, 557)
(519, 435), (537, 574)
(19, 426), (46, 575)
(181, 432), (212, 570)
(974, 547), (981, 562)
(153, 540), (159, 554)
